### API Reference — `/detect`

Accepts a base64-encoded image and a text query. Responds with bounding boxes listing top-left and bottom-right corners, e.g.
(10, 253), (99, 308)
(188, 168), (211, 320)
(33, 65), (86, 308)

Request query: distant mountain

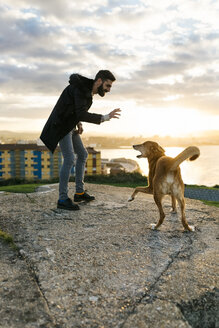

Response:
(0, 130), (40, 140)
(0, 130), (218, 146)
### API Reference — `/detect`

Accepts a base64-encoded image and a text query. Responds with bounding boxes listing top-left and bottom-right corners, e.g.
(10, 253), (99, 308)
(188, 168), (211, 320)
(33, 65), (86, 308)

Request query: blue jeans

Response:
(59, 131), (88, 200)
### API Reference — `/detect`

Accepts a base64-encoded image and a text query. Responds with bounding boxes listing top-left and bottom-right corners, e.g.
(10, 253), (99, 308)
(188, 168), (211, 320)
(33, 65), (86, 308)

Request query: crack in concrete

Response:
(17, 248), (57, 327)
(120, 234), (193, 327)
(25, 193), (37, 204)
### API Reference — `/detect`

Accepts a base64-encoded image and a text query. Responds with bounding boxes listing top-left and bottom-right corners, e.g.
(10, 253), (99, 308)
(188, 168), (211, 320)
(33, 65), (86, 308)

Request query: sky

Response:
(0, 0), (219, 138)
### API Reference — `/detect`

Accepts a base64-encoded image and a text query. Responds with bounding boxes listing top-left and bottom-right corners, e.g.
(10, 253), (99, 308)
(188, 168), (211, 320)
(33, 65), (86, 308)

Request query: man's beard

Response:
(97, 84), (105, 97)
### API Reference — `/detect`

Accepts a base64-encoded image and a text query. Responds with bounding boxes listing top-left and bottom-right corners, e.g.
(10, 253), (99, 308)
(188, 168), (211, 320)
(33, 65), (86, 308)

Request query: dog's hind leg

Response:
(177, 197), (195, 232)
(128, 186), (152, 202)
(170, 195), (177, 213)
(151, 194), (165, 230)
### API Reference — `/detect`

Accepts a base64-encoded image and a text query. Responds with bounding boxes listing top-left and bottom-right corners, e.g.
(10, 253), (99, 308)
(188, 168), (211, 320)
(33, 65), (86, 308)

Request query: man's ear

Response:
(96, 78), (102, 87)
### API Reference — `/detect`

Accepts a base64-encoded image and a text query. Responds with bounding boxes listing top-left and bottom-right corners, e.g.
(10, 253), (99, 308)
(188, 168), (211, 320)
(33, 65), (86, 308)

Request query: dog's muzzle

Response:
(133, 145), (142, 158)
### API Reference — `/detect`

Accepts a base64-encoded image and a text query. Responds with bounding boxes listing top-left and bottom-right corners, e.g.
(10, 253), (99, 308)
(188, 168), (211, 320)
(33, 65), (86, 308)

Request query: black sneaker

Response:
(57, 198), (80, 211)
(74, 192), (95, 202)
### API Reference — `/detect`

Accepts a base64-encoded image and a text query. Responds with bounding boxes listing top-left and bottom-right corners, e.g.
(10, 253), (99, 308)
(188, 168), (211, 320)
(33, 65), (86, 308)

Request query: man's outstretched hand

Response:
(109, 108), (121, 119)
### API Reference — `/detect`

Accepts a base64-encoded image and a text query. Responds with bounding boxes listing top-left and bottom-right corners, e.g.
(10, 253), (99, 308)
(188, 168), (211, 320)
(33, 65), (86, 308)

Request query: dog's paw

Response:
(188, 225), (195, 232)
(170, 209), (177, 214)
(128, 196), (134, 202)
(150, 223), (157, 230)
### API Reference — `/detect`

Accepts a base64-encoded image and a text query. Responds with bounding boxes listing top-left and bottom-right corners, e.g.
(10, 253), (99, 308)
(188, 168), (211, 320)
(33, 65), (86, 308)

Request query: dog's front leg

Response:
(128, 186), (152, 201)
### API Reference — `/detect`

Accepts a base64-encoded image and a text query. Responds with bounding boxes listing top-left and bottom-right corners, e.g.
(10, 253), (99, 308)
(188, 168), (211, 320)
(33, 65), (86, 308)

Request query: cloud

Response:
(0, 0), (218, 133)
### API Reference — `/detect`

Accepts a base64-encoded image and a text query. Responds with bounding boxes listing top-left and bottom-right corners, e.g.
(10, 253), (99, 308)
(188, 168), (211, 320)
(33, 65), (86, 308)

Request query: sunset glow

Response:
(0, 0), (218, 138)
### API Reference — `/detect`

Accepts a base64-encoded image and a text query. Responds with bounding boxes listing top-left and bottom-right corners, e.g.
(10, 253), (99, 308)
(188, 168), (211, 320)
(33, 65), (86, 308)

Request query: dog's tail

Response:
(170, 146), (200, 171)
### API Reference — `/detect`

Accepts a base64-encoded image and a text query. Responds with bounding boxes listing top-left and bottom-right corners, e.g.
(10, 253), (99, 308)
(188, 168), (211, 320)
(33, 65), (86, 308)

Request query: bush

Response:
(0, 177), (59, 187)
(0, 173), (148, 189)
(84, 172), (148, 188)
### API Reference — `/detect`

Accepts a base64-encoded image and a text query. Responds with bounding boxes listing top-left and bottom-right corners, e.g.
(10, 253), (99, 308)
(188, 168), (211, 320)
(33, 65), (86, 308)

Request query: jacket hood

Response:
(69, 74), (94, 94)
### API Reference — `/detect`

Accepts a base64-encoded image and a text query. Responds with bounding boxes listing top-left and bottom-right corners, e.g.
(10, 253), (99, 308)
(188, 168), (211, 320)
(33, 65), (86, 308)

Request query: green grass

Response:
(0, 183), (44, 193)
(202, 200), (219, 207)
(0, 230), (17, 250)
(185, 184), (219, 190)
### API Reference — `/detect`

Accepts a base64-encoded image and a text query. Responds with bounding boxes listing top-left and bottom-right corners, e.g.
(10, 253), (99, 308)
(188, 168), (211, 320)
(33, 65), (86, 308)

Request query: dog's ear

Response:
(157, 145), (165, 153)
(150, 144), (165, 154)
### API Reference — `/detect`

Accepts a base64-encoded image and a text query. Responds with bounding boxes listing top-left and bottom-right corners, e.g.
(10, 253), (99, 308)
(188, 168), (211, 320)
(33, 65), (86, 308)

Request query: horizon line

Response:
(0, 129), (219, 138)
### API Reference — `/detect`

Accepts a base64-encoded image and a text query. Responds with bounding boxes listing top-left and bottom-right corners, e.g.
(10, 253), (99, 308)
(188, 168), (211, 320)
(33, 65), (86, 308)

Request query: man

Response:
(40, 70), (121, 210)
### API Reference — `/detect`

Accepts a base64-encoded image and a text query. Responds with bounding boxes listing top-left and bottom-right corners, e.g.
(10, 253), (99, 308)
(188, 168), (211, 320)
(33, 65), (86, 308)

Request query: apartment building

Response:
(0, 144), (101, 180)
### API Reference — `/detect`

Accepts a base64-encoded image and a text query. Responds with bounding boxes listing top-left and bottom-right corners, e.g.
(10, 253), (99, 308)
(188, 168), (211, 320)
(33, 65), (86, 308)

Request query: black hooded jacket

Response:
(40, 74), (102, 153)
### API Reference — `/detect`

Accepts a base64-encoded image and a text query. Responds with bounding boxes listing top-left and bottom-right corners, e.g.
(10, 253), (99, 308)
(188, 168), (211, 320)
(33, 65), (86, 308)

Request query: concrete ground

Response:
(0, 183), (218, 328)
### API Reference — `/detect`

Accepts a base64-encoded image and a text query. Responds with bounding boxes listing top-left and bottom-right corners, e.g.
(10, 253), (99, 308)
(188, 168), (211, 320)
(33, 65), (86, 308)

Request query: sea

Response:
(97, 145), (219, 187)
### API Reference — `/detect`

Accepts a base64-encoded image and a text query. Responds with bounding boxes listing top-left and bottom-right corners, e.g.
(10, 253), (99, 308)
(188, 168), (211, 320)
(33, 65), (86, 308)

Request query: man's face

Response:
(97, 79), (113, 97)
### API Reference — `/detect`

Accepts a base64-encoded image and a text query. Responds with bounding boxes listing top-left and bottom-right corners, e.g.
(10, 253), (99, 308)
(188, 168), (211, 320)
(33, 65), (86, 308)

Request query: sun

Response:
(86, 99), (219, 138)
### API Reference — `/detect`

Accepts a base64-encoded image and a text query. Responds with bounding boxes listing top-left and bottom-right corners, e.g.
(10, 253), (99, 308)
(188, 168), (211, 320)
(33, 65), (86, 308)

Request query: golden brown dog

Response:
(128, 141), (200, 231)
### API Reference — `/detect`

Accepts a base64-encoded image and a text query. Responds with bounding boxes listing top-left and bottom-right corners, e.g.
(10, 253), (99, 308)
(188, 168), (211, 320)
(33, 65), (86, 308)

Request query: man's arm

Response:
(74, 88), (121, 124)
(74, 89), (102, 124)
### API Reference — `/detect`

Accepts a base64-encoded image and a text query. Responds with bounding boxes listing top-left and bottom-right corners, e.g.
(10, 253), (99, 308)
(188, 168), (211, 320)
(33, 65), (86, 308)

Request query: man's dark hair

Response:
(94, 70), (116, 82)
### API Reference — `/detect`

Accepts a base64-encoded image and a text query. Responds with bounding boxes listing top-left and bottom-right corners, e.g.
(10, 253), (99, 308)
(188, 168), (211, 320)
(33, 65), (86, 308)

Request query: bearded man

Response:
(40, 70), (121, 210)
